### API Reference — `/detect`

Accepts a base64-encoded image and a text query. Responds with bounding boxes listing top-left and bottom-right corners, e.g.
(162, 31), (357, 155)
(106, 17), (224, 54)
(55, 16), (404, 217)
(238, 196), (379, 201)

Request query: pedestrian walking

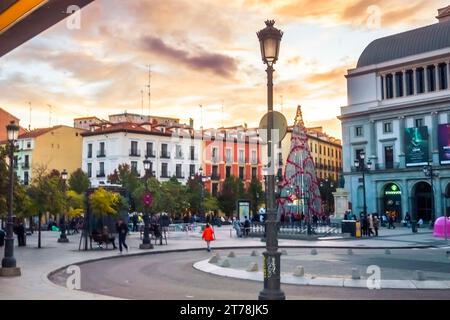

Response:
(202, 223), (215, 252)
(368, 214), (375, 236)
(373, 215), (380, 236)
(116, 219), (128, 253)
(232, 217), (242, 238)
(243, 216), (251, 237)
(388, 212), (396, 229)
(15, 219), (26, 246)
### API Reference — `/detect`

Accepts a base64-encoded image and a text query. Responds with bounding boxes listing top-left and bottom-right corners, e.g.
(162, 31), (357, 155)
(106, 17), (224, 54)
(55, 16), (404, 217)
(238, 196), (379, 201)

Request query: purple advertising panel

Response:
(439, 124), (450, 164)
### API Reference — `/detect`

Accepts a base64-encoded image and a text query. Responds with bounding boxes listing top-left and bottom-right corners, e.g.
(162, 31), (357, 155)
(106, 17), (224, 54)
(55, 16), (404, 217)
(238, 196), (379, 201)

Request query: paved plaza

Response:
(0, 225), (449, 299)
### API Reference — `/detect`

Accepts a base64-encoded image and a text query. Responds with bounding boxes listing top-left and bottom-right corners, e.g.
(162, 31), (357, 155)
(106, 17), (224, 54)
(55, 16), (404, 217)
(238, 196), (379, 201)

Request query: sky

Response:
(1, 0), (449, 139)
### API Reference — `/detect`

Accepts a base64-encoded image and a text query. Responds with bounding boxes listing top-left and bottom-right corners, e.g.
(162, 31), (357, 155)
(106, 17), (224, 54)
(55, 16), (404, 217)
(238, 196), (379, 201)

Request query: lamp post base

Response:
(0, 267), (21, 277)
(139, 243), (154, 250)
(258, 288), (286, 300)
(57, 237), (69, 243)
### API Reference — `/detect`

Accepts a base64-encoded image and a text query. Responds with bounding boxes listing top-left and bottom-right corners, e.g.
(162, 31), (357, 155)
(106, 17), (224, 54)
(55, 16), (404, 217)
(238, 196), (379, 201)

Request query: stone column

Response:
(398, 116), (406, 168)
(435, 64), (439, 90)
(370, 120), (377, 167)
(401, 179), (409, 220)
(402, 70), (406, 96)
(392, 73), (397, 98)
(383, 74), (387, 99)
(413, 68), (417, 95)
(424, 66), (429, 93)
(447, 62), (450, 90)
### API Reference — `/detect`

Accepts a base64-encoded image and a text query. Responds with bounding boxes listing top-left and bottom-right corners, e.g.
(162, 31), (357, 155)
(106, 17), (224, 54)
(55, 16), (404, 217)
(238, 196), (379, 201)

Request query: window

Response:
(190, 146), (195, 160)
(176, 164), (183, 178)
(251, 150), (257, 164)
(427, 65), (436, 92)
(26, 141), (31, 149)
(161, 163), (168, 177)
(161, 144), (169, 158)
(383, 122), (392, 133)
(319, 145), (322, 155)
(381, 76), (385, 99)
(415, 118), (424, 128)
(212, 165), (219, 179)
(355, 126), (363, 137)
(98, 162), (105, 177)
(189, 164), (196, 177)
(24, 155), (29, 168)
(238, 149), (244, 163)
(239, 166), (244, 179)
(315, 144), (317, 153)
(406, 70), (414, 96)
(355, 149), (364, 162)
(146, 142), (154, 157)
(226, 148), (232, 163)
(24, 171), (29, 186)
(439, 63), (448, 90)
(130, 141), (139, 156)
(386, 74), (394, 99)
(416, 68), (425, 94)
(212, 147), (219, 162)
(252, 167), (257, 179)
(88, 144), (92, 158)
(226, 166), (231, 178)
(212, 183), (218, 197)
(131, 161), (138, 174)
(395, 72), (404, 97)
(176, 145), (183, 159)
(98, 142), (105, 157)
(87, 163), (92, 178)
(385, 146), (394, 169)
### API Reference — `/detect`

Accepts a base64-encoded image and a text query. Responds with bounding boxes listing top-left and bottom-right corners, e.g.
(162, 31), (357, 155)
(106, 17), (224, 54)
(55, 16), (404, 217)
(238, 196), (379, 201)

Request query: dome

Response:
(357, 20), (450, 68)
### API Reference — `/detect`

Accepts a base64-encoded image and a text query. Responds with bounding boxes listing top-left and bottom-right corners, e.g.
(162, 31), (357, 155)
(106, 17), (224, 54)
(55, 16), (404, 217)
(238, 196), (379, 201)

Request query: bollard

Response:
(351, 268), (361, 280)
(247, 262), (258, 272)
(415, 270), (425, 281)
(227, 251), (236, 258)
(311, 248), (318, 255)
(347, 249), (353, 255)
(385, 249), (391, 255)
(251, 250), (259, 256)
(293, 266), (305, 277)
(220, 259), (231, 268)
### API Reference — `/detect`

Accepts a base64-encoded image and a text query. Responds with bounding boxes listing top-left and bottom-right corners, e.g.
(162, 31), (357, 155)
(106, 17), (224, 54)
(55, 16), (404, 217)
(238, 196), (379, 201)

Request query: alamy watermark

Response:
(366, 5), (382, 30)
(366, 265), (381, 289)
(66, 5), (82, 30)
(66, 265), (81, 290)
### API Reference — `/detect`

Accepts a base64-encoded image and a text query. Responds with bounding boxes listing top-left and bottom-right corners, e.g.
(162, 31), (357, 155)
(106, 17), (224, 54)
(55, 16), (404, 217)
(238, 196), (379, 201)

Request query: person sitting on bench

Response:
(102, 226), (117, 249)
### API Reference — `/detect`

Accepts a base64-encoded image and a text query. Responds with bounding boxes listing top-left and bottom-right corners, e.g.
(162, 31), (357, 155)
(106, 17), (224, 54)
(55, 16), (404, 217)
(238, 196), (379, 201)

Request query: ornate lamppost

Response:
(257, 20), (285, 300)
(320, 178), (335, 215)
(0, 121), (21, 277)
(422, 163), (438, 227)
(58, 169), (69, 243)
(140, 156), (153, 249)
(354, 152), (372, 217)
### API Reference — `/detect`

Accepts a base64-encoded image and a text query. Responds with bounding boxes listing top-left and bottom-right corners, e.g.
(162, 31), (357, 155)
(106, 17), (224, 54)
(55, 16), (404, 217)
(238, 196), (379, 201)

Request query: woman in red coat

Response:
(202, 223), (215, 252)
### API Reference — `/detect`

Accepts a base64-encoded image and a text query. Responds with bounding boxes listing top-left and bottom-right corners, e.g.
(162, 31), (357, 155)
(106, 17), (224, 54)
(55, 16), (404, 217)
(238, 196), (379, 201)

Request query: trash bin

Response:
(342, 220), (357, 237)
(411, 221), (418, 233)
(0, 229), (5, 247)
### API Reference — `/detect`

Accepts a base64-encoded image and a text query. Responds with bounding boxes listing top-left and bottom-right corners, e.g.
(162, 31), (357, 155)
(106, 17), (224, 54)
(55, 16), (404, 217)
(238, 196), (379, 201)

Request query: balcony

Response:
(160, 151), (171, 159)
(21, 163), (30, 170)
(212, 156), (220, 164)
(375, 162), (401, 170)
(129, 149), (141, 157)
(96, 171), (106, 178)
(175, 172), (185, 179)
(211, 173), (221, 180)
(189, 154), (198, 161)
(251, 158), (258, 165)
(225, 157), (232, 163)
(238, 158), (245, 164)
(160, 171), (171, 178)
(97, 151), (106, 158)
(146, 150), (156, 158)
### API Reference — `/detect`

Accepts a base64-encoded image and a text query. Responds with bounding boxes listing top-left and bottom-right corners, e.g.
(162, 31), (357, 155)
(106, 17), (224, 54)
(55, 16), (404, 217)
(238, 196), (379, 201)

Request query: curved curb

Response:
(193, 259), (450, 291)
(46, 244), (446, 298)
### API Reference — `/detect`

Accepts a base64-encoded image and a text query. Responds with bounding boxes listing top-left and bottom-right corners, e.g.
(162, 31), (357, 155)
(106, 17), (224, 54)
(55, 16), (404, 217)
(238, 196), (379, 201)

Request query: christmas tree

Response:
(277, 106), (323, 224)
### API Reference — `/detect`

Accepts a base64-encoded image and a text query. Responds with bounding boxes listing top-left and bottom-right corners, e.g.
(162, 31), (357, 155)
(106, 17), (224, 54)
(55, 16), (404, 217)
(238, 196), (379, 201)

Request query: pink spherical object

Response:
(433, 217), (450, 238)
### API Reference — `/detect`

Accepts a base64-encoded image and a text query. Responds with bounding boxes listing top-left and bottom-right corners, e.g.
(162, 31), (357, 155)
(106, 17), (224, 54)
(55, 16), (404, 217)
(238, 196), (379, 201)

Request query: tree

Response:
(218, 176), (245, 217)
(66, 190), (85, 218)
(246, 177), (264, 216)
(132, 176), (162, 214)
(159, 177), (189, 218)
(204, 195), (219, 214)
(186, 174), (203, 215)
(89, 188), (124, 217)
(108, 164), (141, 211)
(68, 168), (90, 194)
(27, 165), (67, 248)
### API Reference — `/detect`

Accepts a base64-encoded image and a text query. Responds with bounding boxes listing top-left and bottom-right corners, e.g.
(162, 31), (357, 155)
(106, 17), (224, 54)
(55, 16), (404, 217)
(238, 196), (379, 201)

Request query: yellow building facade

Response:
(15, 125), (85, 185)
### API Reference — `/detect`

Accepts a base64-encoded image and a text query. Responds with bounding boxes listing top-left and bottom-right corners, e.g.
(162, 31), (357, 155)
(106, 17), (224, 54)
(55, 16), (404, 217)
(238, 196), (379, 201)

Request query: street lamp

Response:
(0, 121), (21, 277)
(140, 156), (153, 250)
(422, 163), (438, 227)
(257, 20), (285, 301)
(320, 178), (335, 215)
(354, 152), (372, 217)
(58, 169), (69, 243)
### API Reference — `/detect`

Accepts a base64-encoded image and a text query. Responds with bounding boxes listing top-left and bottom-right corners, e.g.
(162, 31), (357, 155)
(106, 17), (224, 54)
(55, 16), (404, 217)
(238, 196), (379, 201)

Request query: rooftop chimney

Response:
(189, 118), (194, 128)
(437, 5), (450, 23)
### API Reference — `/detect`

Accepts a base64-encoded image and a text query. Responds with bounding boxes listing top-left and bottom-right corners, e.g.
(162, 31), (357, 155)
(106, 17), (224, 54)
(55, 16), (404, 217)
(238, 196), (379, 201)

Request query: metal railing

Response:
(248, 221), (342, 238)
(129, 149), (141, 157)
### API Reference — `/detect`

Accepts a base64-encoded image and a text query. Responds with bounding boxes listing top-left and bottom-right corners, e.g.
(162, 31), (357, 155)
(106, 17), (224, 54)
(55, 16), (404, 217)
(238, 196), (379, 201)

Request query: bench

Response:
(90, 233), (116, 250)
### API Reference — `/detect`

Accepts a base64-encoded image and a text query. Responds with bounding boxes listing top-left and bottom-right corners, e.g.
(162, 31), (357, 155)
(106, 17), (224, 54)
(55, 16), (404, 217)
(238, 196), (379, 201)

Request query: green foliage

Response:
(218, 176), (245, 216)
(159, 177), (189, 216)
(108, 163), (141, 210)
(204, 194), (219, 213)
(186, 174), (203, 214)
(132, 176), (162, 213)
(68, 168), (90, 194)
(88, 188), (123, 217)
(246, 177), (264, 215)
(66, 190), (85, 217)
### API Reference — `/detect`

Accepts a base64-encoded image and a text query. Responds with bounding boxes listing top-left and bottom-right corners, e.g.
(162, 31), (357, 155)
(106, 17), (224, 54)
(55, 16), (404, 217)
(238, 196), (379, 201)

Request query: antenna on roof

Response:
(47, 104), (52, 127)
(141, 89), (144, 115)
(147, 65), (151, 116)
(28, 102), (32, 131)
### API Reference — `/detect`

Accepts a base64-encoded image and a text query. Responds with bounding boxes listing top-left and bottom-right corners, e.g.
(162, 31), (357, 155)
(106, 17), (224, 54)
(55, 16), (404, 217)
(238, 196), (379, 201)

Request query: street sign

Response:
(143, 192), (153, 206)
(258, 111), (288, 144)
